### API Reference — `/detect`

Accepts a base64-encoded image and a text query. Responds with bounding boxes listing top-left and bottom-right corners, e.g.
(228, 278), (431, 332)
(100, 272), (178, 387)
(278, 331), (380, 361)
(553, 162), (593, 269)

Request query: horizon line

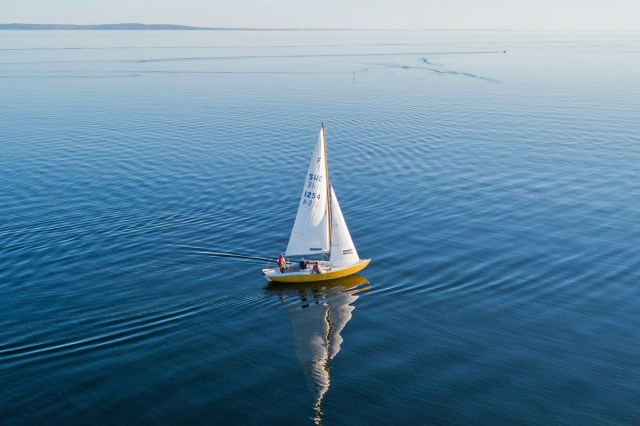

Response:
(0, 23), (638, 32)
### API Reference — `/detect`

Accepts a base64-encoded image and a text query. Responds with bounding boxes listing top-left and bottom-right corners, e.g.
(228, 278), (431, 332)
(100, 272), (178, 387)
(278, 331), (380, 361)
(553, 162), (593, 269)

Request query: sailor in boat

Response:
(277, 254), (288, 272)
(297, 259), (320, 274)
(312, 263), (320, 274)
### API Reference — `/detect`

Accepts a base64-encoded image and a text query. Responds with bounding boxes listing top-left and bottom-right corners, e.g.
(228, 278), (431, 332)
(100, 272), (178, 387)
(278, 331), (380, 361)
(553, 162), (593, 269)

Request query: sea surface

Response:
(1, 29), (640, 424)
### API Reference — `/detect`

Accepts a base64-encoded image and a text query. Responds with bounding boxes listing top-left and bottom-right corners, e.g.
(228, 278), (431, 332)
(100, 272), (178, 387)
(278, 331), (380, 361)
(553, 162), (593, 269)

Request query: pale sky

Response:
(2, 0), (639, 30)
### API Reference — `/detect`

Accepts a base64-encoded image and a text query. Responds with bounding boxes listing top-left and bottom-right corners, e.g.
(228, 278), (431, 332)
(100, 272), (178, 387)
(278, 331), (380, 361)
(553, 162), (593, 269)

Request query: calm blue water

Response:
(1, 30), (640, 424)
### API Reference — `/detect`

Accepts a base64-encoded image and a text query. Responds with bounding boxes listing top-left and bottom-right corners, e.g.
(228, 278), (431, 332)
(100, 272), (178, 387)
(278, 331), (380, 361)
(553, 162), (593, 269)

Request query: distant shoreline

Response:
(0, 24), (632, 31)
(0, 23), (363, 31)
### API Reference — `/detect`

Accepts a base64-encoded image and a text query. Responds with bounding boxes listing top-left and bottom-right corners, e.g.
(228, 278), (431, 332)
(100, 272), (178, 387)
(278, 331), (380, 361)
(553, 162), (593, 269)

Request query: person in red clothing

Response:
(277, 254), (287, 272)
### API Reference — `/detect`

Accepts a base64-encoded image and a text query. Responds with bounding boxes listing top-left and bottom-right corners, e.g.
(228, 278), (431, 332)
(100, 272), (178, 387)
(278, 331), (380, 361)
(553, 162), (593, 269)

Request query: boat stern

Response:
(262, 268), (277, 281)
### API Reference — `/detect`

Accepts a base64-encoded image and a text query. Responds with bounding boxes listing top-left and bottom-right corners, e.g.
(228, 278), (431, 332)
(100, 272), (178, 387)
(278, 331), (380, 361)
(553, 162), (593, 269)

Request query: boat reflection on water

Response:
(266, 274), (371, 425)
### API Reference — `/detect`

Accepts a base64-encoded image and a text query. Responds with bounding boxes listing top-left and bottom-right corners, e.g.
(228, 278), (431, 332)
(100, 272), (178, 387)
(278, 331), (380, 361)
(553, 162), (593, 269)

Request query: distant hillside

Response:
(0, 23), (216, 30)
(0, 23), (354, 31)
(0, 23), (344, 31)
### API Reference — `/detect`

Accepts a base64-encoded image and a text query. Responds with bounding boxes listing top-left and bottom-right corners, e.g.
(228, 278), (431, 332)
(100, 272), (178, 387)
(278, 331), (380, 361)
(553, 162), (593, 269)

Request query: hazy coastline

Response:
(0, 23), (359, 31)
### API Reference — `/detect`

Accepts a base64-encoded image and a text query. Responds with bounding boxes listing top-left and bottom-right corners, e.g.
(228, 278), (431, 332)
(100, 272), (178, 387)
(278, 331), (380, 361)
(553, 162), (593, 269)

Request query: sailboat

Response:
(262, 124), (370, 283)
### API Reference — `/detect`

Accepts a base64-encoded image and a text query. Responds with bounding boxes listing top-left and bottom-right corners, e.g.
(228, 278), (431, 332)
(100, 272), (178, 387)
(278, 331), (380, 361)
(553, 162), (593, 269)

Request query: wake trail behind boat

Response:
(178, 245), (275, 263)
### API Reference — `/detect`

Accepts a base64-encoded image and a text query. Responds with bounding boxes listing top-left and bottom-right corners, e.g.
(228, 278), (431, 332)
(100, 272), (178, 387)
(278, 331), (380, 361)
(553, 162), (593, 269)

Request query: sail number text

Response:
(304, 191), (321, 200)
(303, 173), (323, 207)
(306, 173), (323, 189)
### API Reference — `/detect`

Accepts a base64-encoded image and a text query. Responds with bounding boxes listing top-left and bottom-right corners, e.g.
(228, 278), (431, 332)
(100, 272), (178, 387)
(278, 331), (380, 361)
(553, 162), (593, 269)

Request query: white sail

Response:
(329, 187), (360, 267)
(286, 127), (330, 256)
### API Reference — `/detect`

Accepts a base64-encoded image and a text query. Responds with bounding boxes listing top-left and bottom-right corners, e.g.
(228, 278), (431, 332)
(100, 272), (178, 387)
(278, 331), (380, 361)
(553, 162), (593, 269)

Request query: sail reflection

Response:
(266, 275), (370, 425)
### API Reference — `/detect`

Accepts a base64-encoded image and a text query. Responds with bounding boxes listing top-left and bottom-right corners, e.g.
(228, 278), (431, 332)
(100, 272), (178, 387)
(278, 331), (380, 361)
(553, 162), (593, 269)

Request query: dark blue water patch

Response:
(1, 30), (640, 424)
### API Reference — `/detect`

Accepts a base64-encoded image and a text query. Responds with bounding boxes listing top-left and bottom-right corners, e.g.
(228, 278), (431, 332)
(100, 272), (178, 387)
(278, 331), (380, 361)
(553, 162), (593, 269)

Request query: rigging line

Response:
(177, 246), (275, 262)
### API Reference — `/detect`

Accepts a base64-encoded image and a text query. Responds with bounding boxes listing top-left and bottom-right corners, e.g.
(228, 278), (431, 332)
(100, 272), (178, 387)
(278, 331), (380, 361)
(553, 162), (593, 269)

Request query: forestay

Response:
(285, 128), (330, 256)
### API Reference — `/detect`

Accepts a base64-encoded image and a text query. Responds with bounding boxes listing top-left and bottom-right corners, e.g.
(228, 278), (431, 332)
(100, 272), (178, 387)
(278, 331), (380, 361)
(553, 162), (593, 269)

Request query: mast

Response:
(322, 123), (332, 251)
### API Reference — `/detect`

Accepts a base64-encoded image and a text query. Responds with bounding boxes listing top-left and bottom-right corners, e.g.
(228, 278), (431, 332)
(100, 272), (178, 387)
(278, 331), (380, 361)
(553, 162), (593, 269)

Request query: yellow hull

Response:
(265, 259), (370, 283)
(266, 273), (370, 292)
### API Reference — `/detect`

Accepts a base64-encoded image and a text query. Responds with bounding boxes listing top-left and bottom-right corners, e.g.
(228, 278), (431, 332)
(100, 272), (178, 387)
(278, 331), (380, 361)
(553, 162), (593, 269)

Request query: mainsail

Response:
(329, 187), (360, 267)
(285, 127), (331, 256)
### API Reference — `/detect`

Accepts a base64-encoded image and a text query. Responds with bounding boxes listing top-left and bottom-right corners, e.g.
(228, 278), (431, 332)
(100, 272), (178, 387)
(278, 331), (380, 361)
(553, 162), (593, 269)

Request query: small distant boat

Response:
(263, 124), (370, 283)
